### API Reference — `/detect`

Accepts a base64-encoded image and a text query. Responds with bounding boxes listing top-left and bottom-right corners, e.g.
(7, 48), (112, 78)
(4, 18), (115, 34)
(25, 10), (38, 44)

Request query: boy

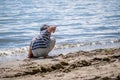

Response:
(28, 24), (56, 58)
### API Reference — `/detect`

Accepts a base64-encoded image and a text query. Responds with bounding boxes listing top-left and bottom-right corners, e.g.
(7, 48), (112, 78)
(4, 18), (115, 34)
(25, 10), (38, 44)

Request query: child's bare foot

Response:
(43, 55), (53, 59)
(23, 58), (31, 61)
(43, 56), (47, 59)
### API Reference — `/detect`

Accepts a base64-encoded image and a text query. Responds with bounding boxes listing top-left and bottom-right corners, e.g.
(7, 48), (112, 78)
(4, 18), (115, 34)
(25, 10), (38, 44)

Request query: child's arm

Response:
(48, 26), (56, 33)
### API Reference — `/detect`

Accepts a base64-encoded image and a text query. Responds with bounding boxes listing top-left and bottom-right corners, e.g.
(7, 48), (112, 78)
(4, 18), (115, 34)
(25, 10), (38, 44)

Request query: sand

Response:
(0, 48), (120, 80)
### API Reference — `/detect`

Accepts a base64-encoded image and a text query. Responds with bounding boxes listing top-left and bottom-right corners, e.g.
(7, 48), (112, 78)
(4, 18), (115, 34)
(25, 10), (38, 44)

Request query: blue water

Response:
(0, 0), (120, 54)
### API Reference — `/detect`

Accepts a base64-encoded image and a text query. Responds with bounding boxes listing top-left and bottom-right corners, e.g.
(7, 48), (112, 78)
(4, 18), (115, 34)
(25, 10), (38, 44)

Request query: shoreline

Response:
(0, 47), (120, 80)
(0, 42), (120, 62)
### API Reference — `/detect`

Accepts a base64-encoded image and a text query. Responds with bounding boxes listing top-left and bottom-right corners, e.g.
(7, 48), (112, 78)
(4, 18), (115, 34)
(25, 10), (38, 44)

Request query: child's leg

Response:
(43, 37), (56, 58)
(49, 37), (56, 51)
(28, 42), (33, 58)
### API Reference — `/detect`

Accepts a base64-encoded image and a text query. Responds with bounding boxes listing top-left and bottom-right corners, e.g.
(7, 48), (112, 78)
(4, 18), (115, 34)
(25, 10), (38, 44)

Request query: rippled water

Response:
(0, 0), (120, 58)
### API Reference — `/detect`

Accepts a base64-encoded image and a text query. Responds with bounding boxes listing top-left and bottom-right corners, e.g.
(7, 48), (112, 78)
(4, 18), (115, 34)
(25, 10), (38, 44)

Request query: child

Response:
(28, 24), (56, 58)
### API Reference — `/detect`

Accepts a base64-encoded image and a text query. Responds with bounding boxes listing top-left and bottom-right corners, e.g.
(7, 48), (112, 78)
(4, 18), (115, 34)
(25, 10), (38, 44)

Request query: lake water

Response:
(0, 0), (120, 61)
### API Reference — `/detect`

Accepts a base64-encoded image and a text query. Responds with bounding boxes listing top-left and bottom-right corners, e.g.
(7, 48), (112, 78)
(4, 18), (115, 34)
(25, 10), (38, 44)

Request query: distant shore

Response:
(0, 47), (120, 80)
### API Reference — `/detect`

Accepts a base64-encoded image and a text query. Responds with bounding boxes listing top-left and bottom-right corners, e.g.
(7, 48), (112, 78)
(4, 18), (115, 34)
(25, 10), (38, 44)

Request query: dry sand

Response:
(0, 48), (120, 80)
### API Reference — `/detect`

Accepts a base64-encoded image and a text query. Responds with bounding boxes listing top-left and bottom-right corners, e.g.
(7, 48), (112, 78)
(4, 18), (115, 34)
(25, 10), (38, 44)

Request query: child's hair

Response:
(40, 24), (50, 31)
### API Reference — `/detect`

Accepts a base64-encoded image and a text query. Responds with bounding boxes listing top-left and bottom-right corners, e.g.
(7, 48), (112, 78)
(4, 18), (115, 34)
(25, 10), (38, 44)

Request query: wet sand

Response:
(0, 47), (120, 80)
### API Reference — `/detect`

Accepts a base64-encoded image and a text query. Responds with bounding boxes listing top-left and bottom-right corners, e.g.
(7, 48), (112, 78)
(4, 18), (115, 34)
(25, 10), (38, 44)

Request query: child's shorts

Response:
(32, 38), (56, 57)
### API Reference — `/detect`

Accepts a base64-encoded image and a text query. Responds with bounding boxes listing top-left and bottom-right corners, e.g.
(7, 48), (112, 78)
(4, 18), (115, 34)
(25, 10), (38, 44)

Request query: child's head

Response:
(40, 24), (50, 31)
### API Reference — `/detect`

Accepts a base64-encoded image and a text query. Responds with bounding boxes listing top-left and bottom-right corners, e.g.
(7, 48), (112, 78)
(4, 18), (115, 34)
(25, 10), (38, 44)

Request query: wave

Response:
(0, 39), (120, 56)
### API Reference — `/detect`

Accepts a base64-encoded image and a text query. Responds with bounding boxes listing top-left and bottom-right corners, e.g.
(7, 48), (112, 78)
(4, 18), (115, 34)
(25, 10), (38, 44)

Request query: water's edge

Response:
(0, 40), (120, 62)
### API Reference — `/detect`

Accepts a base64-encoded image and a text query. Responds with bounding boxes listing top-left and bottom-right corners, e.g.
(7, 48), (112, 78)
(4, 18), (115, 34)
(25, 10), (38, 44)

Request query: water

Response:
(0, 0), (120, 61)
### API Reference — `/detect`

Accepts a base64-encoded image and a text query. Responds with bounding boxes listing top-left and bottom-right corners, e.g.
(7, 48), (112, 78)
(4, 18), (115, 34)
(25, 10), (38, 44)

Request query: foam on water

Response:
(0, 39), (120, 56)
(0, 39), (120, 62)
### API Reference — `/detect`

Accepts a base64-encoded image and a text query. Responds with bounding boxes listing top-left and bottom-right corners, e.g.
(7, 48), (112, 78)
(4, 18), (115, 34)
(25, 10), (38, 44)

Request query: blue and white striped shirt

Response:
(31, 30), (51, 50)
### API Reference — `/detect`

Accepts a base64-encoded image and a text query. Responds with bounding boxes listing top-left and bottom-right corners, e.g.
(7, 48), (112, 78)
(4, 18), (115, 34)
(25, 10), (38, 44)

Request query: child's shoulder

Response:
(41, 29), (50, 34)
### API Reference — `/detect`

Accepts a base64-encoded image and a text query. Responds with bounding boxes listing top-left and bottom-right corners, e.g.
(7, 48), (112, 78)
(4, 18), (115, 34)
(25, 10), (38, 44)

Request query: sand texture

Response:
(0, 48), (120, 80)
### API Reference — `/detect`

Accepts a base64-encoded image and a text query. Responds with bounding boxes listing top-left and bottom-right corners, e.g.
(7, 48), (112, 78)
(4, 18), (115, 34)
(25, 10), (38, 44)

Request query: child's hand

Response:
(52, 26), (56, 33)
(48, 26), (56, 33)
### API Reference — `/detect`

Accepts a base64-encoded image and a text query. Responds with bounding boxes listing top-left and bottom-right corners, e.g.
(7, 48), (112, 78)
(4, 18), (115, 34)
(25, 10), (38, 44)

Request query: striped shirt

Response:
(31, 30), (51, 50)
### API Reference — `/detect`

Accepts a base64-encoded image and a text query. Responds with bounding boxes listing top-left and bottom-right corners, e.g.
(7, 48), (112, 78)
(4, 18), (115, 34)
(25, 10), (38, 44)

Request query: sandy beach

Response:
(0, 47), (120, 80)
